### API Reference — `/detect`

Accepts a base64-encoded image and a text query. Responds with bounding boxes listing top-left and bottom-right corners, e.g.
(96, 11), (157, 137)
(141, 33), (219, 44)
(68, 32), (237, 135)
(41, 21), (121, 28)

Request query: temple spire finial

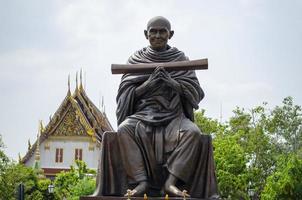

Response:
(68, 74), (71, 95)
(103, 97), (106, 114)
(39, 120), (44, 134)
(35, 121), (41, 163)
(80, 68), (83, 90)
(28, 139), (31, 150)
(33, 123), (44, 176)
(98, 93), (101, 110)
(76, 71), (79, 91)
(101, 96), (104, 112)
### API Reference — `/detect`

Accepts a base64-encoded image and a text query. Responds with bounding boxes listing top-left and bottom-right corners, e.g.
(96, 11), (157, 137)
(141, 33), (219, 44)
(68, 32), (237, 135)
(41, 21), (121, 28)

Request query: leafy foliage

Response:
(261, 154), (302, 200)
(0, 142), (96, 200)
(69, 177), (96, 200)
(0, 163), (38, 200)
(267, 97), (302, 153)
(0, 135), (9, 175)
(213, 134), (249, 199)
(54, 160), (96, 200)
(194, 96), (302, 199)
(35, 178), (53, 200)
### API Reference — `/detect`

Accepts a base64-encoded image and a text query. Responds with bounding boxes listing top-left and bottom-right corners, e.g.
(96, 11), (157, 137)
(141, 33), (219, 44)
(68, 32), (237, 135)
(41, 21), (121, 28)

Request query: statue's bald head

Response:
(144, 16), (174, 51)
(147, 16), (171, 31)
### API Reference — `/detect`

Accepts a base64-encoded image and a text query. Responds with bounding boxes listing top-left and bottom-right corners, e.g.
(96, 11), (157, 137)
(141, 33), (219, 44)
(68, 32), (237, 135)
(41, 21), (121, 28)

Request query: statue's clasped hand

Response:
(135, 66), (181, 97)
(154, 66), (182, 93)
(142, 66), (163, 89)
(134, 66), (162, 97)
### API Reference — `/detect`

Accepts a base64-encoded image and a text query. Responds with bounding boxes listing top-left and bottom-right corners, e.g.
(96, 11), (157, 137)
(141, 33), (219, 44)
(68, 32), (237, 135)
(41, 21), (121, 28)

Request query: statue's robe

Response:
(94, 46), (218, 198)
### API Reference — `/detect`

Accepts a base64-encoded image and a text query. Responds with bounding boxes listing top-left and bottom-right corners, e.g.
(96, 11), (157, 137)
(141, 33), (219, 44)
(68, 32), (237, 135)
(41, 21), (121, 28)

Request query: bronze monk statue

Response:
(92, 16), (218, 199)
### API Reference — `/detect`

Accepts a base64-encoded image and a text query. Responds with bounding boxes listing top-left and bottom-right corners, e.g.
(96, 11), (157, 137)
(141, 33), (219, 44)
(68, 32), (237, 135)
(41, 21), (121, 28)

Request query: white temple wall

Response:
(26, 136), (100, 169)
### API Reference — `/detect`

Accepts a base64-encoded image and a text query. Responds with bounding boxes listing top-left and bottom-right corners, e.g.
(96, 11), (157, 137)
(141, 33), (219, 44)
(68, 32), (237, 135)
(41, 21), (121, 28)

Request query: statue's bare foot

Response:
(124, 181), (149, 197)
(164, 184), (190, 197)
(164, 175), (190, 197)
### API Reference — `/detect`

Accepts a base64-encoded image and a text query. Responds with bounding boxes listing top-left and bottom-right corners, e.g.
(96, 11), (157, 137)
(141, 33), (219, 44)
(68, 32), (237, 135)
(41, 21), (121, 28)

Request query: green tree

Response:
(213, 133), (249, 199)
(261, 154), (302, 200)
(195, 110), (249, 199)
(70, 177), (96, 200)
(266, 96), (302, 153)
(0, 134), (9, 174)
(54, 168), (78, 199)
(53, 160), (96, 200)
(194, 109), (222, 135)
(0, 163), (38, 200)
(35, 178), (52, 200)
(229, 106), (278, 198)
(194, 97), (302, 199)
(27, 190), (44, 200)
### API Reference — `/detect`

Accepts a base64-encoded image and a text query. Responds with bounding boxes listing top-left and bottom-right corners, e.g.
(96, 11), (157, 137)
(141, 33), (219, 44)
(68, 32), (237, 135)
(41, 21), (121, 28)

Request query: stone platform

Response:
(80, 196), (216, 200)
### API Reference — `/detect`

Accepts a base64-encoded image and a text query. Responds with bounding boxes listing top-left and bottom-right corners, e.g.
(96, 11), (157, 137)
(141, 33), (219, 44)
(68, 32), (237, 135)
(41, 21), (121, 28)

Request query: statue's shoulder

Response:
(133, 47), (148, 55)
(170, 47), (189, 60)
(167, 46), (186, 55)
(127, 47), (148, 64)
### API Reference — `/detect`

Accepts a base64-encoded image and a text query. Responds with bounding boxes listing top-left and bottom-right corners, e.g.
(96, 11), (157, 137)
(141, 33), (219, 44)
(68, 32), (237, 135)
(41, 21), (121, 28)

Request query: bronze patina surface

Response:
(91, 16), (219, 199)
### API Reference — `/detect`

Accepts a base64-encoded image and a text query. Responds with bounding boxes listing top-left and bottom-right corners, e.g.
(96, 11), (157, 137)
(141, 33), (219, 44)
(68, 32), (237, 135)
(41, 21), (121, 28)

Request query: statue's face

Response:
(145, 26), (173, 51)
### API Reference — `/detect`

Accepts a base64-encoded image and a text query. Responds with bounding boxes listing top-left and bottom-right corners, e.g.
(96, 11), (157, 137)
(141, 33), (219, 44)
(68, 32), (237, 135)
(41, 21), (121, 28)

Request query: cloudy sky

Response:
(1, 0), (301, 160)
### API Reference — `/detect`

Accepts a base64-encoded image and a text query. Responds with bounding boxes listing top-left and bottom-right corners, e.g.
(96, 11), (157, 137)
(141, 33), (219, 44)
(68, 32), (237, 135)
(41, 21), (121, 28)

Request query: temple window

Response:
(55, 148), (63, 163)
(75, 148), (83, 160)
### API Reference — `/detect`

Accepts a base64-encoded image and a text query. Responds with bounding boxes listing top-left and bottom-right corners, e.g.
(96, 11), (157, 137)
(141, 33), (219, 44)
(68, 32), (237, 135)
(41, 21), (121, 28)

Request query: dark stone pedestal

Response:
(80, 196), (216, 200)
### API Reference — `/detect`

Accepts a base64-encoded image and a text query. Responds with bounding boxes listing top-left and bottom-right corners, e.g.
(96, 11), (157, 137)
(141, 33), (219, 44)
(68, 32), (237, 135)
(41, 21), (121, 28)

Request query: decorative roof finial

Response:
(39, 120), (44, 134)
(68, 74), (71, 95)
(76, 71), (79, 91)
(101, 96), (104, 112)
(28, 139), (31, 150)
(80, 68), (83, 90)
(35, 122), (41, 162)
(33, 124), (42, 171)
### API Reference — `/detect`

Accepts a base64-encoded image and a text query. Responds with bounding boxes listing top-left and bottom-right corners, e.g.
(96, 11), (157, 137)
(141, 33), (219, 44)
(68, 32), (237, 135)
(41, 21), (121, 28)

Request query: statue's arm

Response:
(135, 84), (148, 98)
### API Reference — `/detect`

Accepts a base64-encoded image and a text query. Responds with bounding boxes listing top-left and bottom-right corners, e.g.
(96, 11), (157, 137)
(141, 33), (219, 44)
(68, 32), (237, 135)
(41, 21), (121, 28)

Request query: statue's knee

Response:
(191, 128), (202, 140)
(117, 120), (136, 138)
(117, 124), (123, 133)
(182, 126), (202, 143)
(117, 124), (126, 137)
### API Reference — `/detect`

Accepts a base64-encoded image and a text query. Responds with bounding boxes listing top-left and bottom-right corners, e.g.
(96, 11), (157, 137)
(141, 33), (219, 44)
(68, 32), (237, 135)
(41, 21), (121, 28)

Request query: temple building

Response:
(21, 73), (113, 178)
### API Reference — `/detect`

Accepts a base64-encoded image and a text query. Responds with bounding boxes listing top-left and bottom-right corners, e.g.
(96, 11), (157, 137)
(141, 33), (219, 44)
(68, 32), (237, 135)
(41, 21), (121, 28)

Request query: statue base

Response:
(80, 196), (218, 200)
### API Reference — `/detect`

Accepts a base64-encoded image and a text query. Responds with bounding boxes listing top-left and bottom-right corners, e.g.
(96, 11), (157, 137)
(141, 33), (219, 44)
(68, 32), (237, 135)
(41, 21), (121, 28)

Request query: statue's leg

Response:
(164, 118), (203, 196)
(117, 118), (149, 196)
(117, 119), (148, 183)
(165, 117), (219, 198)
(166, 118), (202, 183)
